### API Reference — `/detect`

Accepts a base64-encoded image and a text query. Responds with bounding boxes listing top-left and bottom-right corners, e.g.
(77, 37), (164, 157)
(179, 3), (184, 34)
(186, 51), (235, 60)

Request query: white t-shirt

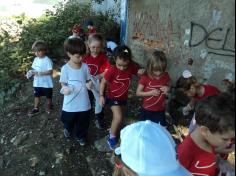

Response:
(60, 63), (91, 112)
(32, 56), (53, 88)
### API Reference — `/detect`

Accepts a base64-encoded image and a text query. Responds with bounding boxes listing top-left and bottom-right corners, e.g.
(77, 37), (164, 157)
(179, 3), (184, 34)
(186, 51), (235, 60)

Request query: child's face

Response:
(116, 58), (130, 71)
(206, 129), (235, 149)
(88, 41), (102, 56)
(153, 69), (163, 78)
(67, 53), (83, 65)
(35, 50), (45, 58)
(184, 85), (197, 97)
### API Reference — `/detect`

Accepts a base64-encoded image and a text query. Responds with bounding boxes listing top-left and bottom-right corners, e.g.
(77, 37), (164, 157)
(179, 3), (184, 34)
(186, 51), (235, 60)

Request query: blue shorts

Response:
(140, 108), (167, 126)
(106, 98), (127, 107)
(34, 87), (53, 99)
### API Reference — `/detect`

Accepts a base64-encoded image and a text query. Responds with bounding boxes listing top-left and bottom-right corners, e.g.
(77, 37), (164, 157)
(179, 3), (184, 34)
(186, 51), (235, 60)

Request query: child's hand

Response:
(60, 86), (73, 95)
(215, 143), (235, 154)
(99, 96), (105, 107)
(160, 86), (169, 94)
(150, 89), (161, 96)
(138, 69), (145, 75)
(34, 71), (42, 77)
(86, 81), (93, 90)
(182, 103), (193, 116)
(217, 156), (235, 176)
(26, 70), (35, 79)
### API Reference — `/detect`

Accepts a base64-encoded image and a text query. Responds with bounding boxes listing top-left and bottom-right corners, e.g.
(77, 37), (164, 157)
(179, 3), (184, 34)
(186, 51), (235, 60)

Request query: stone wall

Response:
(126, 0), (235, 89)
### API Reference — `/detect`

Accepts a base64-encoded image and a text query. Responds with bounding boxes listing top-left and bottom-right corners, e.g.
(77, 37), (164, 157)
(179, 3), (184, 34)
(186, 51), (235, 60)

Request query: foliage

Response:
(93, 0), (118, 4)
(0, 0), (120, 106)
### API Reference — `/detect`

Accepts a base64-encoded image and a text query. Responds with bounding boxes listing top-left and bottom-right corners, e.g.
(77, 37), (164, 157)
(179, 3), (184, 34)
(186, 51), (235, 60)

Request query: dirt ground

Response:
(0, 68), (234, 176)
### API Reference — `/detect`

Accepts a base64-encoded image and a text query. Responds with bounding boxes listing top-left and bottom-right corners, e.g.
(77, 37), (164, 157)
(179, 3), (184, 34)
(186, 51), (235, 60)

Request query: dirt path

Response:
(1, 68), (234, 176)
(0, 69), (114, 176)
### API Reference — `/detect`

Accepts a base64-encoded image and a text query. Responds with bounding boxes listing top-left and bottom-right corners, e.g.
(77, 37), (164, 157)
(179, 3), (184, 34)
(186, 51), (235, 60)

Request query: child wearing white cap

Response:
(113, 120), (192, 176)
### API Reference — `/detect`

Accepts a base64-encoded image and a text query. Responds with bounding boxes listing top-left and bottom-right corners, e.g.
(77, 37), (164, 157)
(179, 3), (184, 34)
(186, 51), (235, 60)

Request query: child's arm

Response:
(160, 81), (171, 95)
(136, 84), (161, 97)
(86, 80), (93, 90)
(99, 78), (107, 107)
(60, 83), (73, 95)
(34, 70), (53, 76)
(137, 68), (145, 76)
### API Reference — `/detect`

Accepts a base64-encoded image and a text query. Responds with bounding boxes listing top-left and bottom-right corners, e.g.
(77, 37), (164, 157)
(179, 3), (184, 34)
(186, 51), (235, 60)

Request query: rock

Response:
(0, 137), (4, 144)
(39, 171), (45, 176)
(29, 156), (39, 167)
(94, 136), (112, 152)
(55, 152), (63, 164)
(10, 132), (29, 146)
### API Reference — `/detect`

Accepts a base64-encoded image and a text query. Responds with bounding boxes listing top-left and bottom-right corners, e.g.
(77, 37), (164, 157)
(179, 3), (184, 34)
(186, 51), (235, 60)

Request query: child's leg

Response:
(46, 98), (53, 112)
(107, 105), (123, 150)
(47, 98), (52, 108)
(110, 105), (123, 137)
(34, 97), (40, 108)
(61, 111), (76, 137)
(75, 110), (91, 140)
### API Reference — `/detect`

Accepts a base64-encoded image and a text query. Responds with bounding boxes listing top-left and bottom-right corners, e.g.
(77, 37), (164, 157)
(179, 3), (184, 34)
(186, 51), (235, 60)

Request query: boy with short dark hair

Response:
(178, 93), (235, 176)
(60, 38), (92, 146)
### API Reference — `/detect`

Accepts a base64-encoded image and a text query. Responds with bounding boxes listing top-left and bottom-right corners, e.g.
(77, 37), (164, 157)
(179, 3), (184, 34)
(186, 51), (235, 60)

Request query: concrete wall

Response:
(126, 0), (235, 89)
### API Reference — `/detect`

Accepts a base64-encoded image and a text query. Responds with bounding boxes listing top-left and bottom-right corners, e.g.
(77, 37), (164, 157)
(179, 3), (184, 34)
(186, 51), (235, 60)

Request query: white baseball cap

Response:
(119, 120), (192, 176)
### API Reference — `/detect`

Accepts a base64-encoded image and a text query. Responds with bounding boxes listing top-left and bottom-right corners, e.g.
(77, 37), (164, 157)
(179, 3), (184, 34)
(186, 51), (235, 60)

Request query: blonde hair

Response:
(146, 51), (167, 78)
(87, 33), (105, 47)
(112, 155), (137, 176)
(113, 155), (125, 176)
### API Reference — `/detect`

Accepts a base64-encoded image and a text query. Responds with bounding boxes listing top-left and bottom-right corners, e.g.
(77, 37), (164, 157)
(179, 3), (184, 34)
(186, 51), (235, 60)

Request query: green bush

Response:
(19, 0), (120, 62)
(0, 0), (120, 107)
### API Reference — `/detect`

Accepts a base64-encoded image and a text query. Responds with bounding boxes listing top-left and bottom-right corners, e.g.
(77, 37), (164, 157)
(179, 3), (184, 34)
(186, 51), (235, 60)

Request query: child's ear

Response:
(67, 52), (71, 57)
(199, 126), (211, 137)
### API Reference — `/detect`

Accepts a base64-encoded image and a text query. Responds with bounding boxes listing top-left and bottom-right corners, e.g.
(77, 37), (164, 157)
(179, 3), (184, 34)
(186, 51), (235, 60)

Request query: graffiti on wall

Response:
(130, 4), (182, 55)
(130, 4), (235, 61)
(189, 22), (235, 57)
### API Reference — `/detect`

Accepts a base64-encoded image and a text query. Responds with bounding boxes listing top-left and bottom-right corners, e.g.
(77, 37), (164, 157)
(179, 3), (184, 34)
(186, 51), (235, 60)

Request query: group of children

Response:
(26, 23), (235, 176)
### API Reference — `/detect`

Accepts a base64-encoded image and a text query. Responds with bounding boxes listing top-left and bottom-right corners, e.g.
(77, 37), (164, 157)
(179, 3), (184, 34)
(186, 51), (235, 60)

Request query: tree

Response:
(93, 0), (118, 4)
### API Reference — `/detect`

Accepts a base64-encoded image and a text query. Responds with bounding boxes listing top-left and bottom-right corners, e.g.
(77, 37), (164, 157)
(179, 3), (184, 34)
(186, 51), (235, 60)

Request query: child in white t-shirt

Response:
(60, 38), (92, 146)
(27, 40), (53, 116)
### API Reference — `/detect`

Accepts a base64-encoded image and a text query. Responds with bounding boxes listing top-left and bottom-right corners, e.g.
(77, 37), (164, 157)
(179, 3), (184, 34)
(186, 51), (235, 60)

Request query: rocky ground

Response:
(0, 68), (234, 176)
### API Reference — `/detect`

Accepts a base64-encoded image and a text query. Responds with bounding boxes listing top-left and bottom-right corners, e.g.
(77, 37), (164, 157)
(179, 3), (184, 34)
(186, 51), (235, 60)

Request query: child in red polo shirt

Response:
(178, 93), (235, 176)
(85, 20), (97, 36)
(99, 45), (144, 150)
(175, 70), (220, 132)
(83, 33), (110, 129)
(136, 51), (170, 126)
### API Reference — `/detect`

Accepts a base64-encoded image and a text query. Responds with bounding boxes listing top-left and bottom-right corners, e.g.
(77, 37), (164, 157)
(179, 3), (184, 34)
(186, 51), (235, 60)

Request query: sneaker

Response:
(28, 108), (39, 117)
(77, 138), (86, 146)
(63, 129), (71, 138)
(107, 136), (117, 150)
(95, 119), (106, 130)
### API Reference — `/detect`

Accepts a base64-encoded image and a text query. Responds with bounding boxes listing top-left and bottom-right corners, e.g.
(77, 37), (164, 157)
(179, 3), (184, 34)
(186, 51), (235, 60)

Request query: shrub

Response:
(0, 0), (120, 107)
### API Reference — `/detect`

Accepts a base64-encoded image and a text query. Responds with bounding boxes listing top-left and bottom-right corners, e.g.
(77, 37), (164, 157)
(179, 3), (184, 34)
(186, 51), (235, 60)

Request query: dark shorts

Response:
(34, 87), (53, 99)
(106, 98), (127, 107)
(140, 108), (167, 126)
